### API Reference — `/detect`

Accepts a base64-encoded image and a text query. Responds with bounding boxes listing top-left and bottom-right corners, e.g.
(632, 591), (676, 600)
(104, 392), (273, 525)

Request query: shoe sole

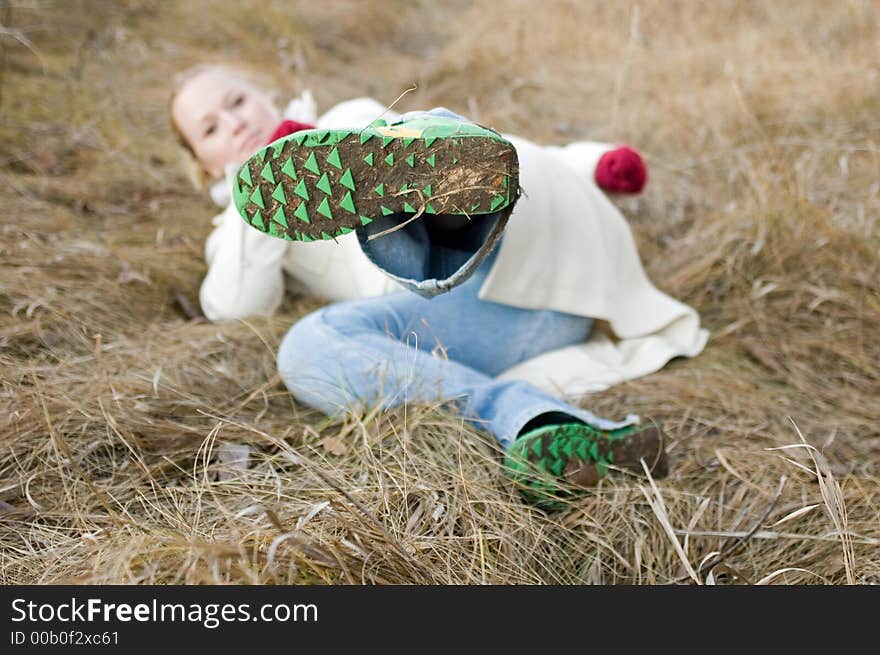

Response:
(232, 127), (519, 242)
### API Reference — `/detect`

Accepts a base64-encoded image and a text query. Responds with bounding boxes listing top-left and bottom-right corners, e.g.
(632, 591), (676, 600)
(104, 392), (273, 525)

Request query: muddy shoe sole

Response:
(232, 120), (520, 242)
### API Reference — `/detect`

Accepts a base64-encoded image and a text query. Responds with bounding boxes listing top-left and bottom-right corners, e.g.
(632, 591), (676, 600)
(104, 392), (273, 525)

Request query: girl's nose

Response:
(223, 110), (247, 134)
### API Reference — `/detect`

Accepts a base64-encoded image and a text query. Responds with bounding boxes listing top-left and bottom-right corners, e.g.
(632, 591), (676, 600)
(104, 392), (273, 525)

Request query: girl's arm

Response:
(199, 194), (288, 321)
(547, 140), (647, 194)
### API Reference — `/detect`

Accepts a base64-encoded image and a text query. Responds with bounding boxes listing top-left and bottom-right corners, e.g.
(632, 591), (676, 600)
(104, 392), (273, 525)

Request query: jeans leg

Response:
(278, 277), (636, 450)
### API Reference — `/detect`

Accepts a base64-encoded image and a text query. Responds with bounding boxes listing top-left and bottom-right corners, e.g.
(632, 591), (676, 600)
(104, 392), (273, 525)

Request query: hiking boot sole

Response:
(232, 125), (519, 242)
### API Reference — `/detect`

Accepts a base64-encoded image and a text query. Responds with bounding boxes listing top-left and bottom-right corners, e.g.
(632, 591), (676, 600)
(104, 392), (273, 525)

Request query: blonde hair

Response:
(168, 63), (279, 190)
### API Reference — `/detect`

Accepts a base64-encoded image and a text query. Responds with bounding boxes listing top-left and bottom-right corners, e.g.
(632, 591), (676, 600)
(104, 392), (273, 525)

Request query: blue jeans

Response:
(277, 211), (637, 451)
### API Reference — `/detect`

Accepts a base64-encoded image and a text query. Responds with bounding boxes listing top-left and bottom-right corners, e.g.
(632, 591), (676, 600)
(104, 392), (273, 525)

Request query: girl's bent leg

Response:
(277, 295), (635, 450)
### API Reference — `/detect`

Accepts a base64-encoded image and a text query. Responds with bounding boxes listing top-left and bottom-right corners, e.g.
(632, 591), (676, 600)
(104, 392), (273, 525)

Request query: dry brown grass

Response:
(1, 0), (878, 584)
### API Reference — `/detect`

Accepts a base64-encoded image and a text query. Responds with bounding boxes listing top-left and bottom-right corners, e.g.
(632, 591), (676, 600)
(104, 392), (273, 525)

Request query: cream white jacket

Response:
(201, 95), (708, 399)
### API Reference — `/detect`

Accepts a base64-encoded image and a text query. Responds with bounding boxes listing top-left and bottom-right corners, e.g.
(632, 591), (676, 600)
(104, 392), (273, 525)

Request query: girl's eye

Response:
(233, 94), (245, 106)
(204, 124), (217, 137)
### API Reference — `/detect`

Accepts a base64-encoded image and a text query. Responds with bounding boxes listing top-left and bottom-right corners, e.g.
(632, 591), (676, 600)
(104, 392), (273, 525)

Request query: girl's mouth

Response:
(242, 130), (262, 152)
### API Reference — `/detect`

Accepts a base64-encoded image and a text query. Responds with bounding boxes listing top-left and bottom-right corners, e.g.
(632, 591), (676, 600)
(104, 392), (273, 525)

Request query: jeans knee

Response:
(277, 308), (328, 375)
(277, 305), (381, 414)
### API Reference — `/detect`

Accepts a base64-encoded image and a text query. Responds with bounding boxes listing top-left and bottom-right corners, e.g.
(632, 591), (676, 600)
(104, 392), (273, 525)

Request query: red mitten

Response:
(266, 119), (316, 144)
(595, 146), (647, 194)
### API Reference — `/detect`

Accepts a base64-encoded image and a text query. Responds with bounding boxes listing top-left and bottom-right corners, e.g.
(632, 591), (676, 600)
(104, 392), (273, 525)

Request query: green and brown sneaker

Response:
(504, 421), (669, 510)
(232, 114), (519, 242)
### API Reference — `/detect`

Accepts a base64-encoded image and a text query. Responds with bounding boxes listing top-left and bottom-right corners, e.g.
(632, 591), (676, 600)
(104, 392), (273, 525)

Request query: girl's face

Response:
(172, 69), (281, 178)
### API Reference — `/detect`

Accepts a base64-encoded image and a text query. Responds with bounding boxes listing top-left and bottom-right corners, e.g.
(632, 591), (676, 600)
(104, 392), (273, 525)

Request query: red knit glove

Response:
(595, 146), (647, 194)
(266, 119), (316, 144)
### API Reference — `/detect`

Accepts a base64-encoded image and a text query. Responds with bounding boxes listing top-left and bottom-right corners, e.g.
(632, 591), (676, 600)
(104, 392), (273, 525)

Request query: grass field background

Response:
(1, 0), (878, 584)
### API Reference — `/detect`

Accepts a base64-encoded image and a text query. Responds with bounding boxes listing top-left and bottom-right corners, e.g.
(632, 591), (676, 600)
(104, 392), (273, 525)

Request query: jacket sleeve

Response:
(543, 140), (615, 186)
(199, 199), (288, 322)
(315, 97), (401, 129)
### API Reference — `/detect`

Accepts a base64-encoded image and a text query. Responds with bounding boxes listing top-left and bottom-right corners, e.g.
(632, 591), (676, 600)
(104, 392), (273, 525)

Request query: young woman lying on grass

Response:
(169, 64), (708, 509)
